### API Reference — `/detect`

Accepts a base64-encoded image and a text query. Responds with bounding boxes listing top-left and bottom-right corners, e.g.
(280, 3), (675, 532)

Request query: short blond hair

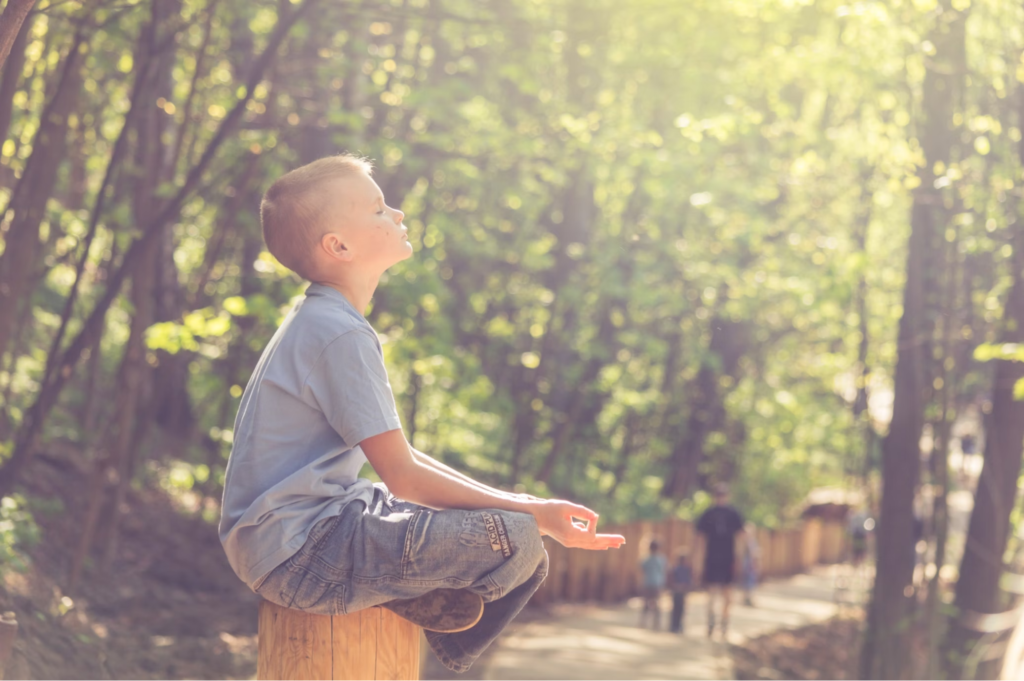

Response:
(260, 154), (373, 279)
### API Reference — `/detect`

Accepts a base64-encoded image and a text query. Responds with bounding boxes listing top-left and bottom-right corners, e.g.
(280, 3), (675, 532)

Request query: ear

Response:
(321, 232), (353, 262)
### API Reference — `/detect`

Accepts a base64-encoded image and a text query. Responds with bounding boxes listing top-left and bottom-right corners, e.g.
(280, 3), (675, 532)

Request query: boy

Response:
(668, 550), (692, 634)
(639, 540), (667, 629)
(218, 154), (624, 672)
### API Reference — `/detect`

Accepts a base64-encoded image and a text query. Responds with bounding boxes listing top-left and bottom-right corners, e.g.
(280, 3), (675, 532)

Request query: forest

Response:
(0, 0), (1023, 677)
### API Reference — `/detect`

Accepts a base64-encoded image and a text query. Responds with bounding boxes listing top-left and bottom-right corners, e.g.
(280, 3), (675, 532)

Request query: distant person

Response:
(958, 433), (978, 484)
(639, 540), (668, 629)
(695, 484), (745, 639)
(668, 550), (693, 634)
(848, 509), (871, 566)
(741, 522), (760, 607)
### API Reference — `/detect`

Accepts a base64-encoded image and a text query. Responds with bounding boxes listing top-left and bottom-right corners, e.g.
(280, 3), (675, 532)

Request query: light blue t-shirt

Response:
(641, 554), (668, 590)
(219, 283), (403, 589)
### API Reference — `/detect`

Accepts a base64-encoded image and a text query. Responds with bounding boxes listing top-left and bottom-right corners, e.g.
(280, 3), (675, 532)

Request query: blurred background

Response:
(0, 0), (1022, 678)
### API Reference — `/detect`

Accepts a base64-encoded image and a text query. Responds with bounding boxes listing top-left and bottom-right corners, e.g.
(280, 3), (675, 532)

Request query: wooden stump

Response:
(258, 601), (420, 680)
(0, 611), (17, 679)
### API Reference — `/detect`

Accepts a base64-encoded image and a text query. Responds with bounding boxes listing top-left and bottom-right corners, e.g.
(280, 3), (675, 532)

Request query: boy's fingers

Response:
(565, 502), (598, 523)
(582, 535), (625, 550)
(563, 529), (625, 550)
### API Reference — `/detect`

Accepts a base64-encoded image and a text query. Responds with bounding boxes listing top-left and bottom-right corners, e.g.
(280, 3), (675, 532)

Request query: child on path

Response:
(218, 155), (625, 672)
(639, 540), (667, 629)
(668, 550), (692, 634)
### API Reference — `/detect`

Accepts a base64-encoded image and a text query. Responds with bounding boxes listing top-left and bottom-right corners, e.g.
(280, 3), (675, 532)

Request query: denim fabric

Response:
(255, 484), (548, 672)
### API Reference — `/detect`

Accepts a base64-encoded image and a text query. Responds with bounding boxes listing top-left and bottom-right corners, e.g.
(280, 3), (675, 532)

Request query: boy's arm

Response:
(410, 447), (537, 504)
(361, 429), (624, 551)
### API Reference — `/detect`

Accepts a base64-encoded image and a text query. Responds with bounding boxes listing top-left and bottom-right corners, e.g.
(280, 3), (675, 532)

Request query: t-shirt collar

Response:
(305, 283), (363, 317)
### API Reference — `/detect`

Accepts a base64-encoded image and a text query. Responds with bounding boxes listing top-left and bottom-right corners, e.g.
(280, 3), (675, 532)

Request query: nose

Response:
(393, 207), (405, 224)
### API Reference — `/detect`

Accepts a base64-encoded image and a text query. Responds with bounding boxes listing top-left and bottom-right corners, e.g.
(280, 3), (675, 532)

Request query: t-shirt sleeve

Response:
(696, 510), (710, 535)
(303, 330), (403, 446)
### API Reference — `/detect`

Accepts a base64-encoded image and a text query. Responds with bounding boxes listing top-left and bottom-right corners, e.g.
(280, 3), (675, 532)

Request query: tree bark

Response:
(0, 0), (36, 76)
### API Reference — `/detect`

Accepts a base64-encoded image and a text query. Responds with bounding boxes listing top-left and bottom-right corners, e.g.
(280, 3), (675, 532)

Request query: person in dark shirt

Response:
(695, 483), (745, 639)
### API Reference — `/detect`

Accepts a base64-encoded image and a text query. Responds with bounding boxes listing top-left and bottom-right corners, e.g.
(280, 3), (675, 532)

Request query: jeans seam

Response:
(428, 635), (472, 673)
(401, 509), (421, 579)
(483, 574), (505, 600)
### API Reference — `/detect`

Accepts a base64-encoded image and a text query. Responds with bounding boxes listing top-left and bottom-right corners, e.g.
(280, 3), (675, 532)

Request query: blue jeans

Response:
(254, 484), (549, 672)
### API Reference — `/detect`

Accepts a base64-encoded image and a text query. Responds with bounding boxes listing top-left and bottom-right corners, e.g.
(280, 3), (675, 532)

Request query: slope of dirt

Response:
(731, 616), (864, 680)
(0, 451), (259, 680)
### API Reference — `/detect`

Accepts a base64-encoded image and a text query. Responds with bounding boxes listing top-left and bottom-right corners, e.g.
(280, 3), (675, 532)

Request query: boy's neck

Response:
(316, 272), (381, 314)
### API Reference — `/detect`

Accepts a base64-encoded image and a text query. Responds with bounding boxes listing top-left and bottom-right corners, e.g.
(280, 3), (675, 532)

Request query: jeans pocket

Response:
(286, 564), (346, 616)
(300, 514), (342, 556)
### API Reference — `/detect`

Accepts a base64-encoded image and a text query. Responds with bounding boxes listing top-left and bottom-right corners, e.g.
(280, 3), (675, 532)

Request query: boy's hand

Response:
(530, 500), (625, 551)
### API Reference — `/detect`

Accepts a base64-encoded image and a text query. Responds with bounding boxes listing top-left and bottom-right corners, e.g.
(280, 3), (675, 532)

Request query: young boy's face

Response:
(325, 171), (411, 270)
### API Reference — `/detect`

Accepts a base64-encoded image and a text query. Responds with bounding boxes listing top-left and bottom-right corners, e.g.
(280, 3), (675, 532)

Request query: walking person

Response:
(695, 484), (745, 639)
(741, 522), (760, 607)
(639, 540), (667, 629)
(668, 550), (693, 634)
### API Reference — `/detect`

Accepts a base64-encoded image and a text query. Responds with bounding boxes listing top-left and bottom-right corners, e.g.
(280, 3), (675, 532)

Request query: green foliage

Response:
(974, 343), (1024, 363)
(974, 343), (1024, 399)
(0, 495), (40, 576)
(2, 0), (1022, 528)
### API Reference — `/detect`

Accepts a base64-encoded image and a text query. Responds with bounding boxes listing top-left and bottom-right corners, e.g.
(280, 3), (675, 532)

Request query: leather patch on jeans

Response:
(481, 511), (513, 559)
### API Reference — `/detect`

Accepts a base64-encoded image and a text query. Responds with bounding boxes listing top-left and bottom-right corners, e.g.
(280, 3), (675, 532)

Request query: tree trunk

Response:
(942, 67), (1024, 680)
(95, 0), (183, 567)
(0, 0), (36, 76)
(0, 9), (32, 147)
(860, 5), (965, 678)
(926, 227), (959, 678)
(663, 317), (748, 499)
(943, 241), (1024, 679)
(0, 31), (86, 362)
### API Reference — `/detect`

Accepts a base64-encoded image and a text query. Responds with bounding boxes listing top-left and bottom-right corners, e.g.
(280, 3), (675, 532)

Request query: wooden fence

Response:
(531, 517), (848, 605)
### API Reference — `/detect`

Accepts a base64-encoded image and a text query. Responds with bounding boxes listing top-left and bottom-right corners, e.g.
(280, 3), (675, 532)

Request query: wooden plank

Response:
(376, 606), (400, 680)
(392, 612), (420, 680)
(333, 607), (375, 680)
(332, 607), (419, 681)
(258, 600), (332, 680)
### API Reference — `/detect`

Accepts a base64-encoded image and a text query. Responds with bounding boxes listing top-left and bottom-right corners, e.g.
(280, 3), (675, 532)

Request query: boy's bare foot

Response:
(381, 589), (484, 633)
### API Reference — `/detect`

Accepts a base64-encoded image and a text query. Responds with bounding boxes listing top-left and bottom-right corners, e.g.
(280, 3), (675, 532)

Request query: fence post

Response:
(258, 601), (420, 680)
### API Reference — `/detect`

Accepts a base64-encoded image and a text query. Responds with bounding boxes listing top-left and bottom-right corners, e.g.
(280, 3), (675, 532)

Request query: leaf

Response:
(223, 296), (248, 316)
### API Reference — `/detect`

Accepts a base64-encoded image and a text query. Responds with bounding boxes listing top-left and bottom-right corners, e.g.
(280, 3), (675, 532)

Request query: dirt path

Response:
(478, 566), (866, 680)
